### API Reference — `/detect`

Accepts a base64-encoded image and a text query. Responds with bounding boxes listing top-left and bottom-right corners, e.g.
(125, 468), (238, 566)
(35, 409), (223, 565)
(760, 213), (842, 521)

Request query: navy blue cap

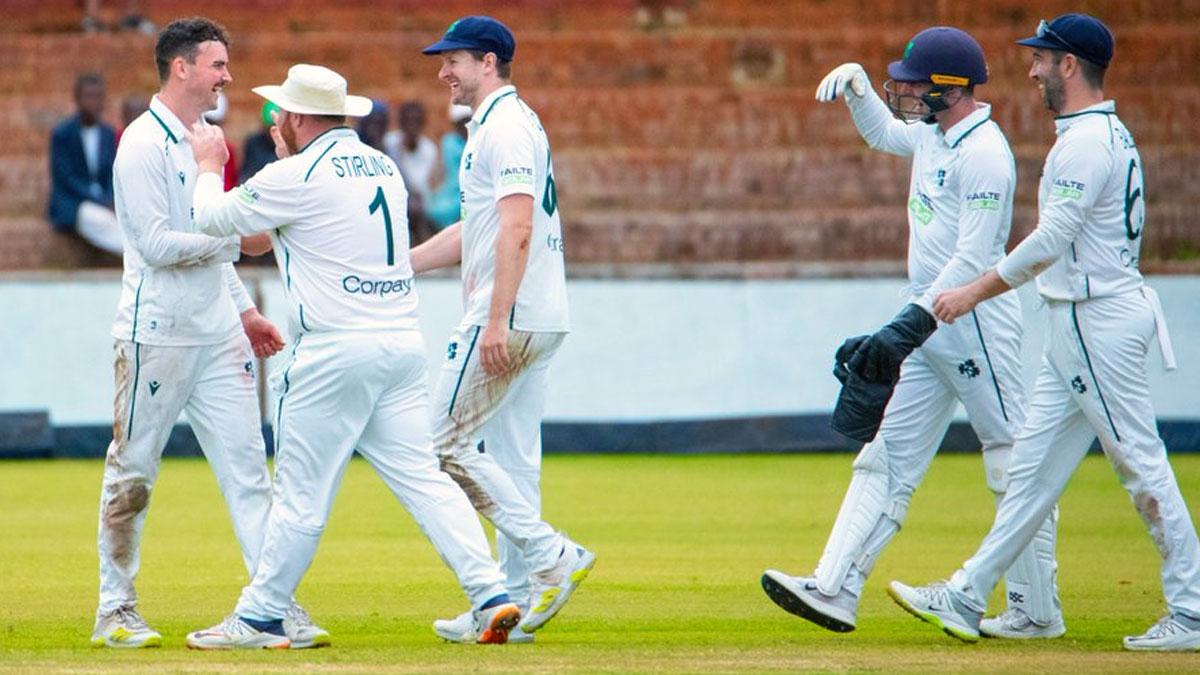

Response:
(887, 27), (988, 86)
(1016, 13), (1114, 68)
(422, 15), (516, 62)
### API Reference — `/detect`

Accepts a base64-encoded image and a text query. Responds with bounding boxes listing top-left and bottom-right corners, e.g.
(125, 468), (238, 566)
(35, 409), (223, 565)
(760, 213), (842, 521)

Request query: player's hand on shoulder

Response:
(240, 308), (286, 358)
(815, 63), (869, 103)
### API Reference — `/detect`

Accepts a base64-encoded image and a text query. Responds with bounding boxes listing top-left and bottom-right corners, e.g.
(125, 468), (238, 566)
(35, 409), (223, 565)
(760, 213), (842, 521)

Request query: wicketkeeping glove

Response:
(815, 63), (869, 102)
(846, 303), (938, 383)
(833, 334), (869, 385)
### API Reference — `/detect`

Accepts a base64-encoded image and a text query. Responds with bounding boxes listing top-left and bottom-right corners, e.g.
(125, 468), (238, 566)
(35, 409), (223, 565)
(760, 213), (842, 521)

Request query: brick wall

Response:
(2, 0), (1197, 271)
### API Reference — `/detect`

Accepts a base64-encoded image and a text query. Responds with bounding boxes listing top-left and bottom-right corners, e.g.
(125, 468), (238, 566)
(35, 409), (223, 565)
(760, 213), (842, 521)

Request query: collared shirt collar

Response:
(1054, 99), (1116, 134)
(147, 95), (187, 145)
(941, 103), (992, 149)
(297, 126), (355, 154)
(468, 84), (517, 130)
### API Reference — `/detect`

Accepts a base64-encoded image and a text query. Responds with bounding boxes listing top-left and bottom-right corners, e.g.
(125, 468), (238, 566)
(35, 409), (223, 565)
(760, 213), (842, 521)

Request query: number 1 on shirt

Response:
(369, 185), (395, 266)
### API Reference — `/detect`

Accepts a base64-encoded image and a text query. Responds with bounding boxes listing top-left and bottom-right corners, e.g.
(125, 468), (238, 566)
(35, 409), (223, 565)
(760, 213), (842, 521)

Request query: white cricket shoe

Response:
(761, 570), (858, 632)
(474, 601), (522, 644)
(520, 539), (596, 633)
(186, 614), (291, 650)
(980, 607), (1066, 639)
(887, 580), (981, 643)
(1123, 615), (1200, 651)
(284, 602), (330, 649)
(434, 608), (535, 644)
(91, 606), (162, 648)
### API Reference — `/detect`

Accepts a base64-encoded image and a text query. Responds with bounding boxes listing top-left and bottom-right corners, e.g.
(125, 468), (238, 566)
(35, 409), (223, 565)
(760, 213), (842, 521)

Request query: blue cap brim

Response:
(886, 60), (925, 82)
(1015, 36), (1067, 51)
(422, 38), (480, 55)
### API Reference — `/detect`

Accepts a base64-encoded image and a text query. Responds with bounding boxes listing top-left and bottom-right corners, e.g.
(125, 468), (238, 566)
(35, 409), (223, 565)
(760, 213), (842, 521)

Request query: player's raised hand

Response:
(188, 122), (229, 175)
(479, 322), (511, 377)
(268, 110), (292, 159)
(240, 308), (286, 358)
(815, 63), (869, 102)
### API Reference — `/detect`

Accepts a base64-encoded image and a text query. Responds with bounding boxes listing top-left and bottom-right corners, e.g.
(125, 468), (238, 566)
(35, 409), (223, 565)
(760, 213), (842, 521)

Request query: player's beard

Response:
(1039, 72), (1066, 114)
(451, 76), (479, 108)
(279, 117), (299, 155)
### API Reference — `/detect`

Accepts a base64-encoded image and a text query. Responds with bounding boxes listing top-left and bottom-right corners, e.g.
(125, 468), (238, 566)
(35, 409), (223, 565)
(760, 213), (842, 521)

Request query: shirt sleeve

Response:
(115, 138), (240, 267)
(846, 86), (922, 157)
(917, 144), (1014, 311)
(997, 133), (1113, 288)
(193, 160), (298, 237)
(223, 263), (255, 314)
(487, 121), (539, 201)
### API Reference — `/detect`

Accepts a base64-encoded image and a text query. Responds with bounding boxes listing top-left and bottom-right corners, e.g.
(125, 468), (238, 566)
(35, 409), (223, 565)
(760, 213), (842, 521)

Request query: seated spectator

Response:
(82, 0), (155, 33)
(47, 72), (123, 255)
(426, 103), (472, 229)
(383, 100), (438, 244)
(240, 101), (280, 183)
(114, 93), (149, 146)
(202, 92), (238, 191)
(357, 99), (389, 153)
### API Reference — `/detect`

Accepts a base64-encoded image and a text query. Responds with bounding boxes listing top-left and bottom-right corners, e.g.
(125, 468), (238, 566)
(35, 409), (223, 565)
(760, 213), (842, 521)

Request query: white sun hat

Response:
(251, 64), (373, 117)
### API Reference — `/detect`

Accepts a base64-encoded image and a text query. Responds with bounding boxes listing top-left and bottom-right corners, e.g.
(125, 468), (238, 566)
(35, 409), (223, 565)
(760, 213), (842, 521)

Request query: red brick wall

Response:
(3, 0), (1198, 271)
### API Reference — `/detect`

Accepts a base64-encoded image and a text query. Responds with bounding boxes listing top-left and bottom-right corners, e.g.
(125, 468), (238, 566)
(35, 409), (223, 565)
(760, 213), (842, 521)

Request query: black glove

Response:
(830, 367), (896, 442)
(847, 303), (937, 383)
(833, 334), (869, 385)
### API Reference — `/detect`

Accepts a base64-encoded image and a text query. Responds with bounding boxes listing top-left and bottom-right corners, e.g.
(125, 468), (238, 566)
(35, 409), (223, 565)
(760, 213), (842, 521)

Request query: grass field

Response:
(2, 453), (1198, 673)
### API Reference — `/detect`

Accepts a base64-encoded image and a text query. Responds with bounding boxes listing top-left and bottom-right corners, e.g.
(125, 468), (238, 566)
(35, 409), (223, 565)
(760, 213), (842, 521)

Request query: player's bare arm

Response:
(410, 222), (463, 274)
(933, 269), (1011, 324)
(241, 233), (272, 255)
(480, 193), (533, 376)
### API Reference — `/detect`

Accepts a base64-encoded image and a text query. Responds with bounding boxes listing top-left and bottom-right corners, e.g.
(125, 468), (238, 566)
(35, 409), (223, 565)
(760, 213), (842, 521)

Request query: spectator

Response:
(114, 93), (149, 146)
(47, 72), (123, 255)
(201, 92), (238, 191)
(240, 100), (280, 183)
(82, 0), (155, 34)
(383, 100), (439, 243)
(426, 103), (472, 229)
(356, 99), (389, 152)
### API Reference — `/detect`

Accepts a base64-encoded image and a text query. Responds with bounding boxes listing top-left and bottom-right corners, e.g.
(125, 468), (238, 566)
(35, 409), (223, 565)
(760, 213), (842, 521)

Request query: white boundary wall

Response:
(1, 274), (1195, 425)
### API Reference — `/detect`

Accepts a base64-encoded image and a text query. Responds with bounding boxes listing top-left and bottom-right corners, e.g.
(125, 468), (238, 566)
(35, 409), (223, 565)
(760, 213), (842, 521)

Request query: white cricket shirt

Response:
(458, 85), (569, 332)
(846, 91), (1016, 312)
(111, 95), (253, 346)
(193, 127), (420, 336)
(997, 101), (1146, 300)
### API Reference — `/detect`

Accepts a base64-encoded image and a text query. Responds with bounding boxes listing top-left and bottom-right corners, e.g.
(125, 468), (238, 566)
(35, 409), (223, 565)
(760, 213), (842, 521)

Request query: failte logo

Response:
(445, 19), (461, 36)
(904, 40), (914, 59)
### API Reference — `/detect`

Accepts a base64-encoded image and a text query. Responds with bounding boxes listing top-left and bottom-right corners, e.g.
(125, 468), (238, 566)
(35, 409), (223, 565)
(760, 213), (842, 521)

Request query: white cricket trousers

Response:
(951, 291), (1200, 619)
(431, 324), (566, 603)
(97, 334), (271, 614)
(817, 292), (1061, 623)
(235, 330), (507, 621)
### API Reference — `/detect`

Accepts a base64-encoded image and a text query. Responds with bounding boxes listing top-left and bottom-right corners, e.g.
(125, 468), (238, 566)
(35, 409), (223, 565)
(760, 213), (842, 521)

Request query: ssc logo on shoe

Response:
(447, 342), (458, 360)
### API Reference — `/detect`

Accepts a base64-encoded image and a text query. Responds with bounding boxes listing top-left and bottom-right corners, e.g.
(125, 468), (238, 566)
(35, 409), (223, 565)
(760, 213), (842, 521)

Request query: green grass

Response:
(1, 453), (1198, 672)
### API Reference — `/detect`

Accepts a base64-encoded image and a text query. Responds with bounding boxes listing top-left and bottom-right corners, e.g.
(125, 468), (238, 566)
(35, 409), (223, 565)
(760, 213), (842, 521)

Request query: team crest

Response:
(1071, 375), (1087, 394)
(958, 359), (980, 379)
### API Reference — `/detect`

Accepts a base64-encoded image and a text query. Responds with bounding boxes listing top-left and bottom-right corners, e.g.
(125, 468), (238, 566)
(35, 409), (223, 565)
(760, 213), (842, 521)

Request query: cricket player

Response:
(184, 63), (527, 649)
(761, 27), (1064, 638)
(91, 18), (326, 649)
(889, 14), (1200, 652)
(415, 16), (594, 643)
